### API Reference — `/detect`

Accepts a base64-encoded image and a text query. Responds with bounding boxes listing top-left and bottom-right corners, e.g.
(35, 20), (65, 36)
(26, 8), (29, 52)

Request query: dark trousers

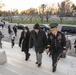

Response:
(0, 40), (2, 48)
(52, 52), (61, 68)
(75, 48), (76, 53)
(24, 50), (30, 59)
(11, 39), (15, 48)
(14, 32), (17, 36)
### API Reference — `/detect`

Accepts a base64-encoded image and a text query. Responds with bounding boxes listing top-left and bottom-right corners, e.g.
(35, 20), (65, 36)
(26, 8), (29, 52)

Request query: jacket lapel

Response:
(56, 31), (60, 39)
(33, 31), (37, 42)
(36, 30), (41, 42)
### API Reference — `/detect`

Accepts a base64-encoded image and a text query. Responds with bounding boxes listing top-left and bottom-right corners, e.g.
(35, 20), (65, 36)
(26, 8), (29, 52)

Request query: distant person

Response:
(0, 21), (4, 29)
(29, 23), (47, 67)
(3, 21), (5, 25)
(74, 39), (76, 53)
(19, 26), (30, 61)
(10, 30), (15, 48)
(2, 24), (4, 29)
(0, 31), (4, 48)
(13, 25), (17, 36)
(8, 25), (15, 48)
(11, 36), (15, 48)
(62, 36), (71, 58)
(8, 25), (12, 36)
(2, 21), (5, 29)
(66, 36), (71, 51)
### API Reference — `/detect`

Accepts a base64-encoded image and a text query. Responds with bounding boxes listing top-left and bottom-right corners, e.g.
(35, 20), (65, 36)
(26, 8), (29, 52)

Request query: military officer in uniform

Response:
(46, 23), (66, 72)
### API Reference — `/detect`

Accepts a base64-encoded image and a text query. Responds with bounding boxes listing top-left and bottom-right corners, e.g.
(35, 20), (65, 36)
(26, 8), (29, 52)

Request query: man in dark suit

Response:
(29, 23), (47, 67)
(46, 23), (66, 72)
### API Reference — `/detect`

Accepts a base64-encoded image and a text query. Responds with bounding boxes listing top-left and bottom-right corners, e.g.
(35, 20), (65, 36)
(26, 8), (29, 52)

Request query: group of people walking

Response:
(0, 23), (76, 73)
(18, 23), (70, 73)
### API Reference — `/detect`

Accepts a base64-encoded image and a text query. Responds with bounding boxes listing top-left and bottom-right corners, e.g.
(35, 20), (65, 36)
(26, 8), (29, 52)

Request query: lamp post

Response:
(41, 4), (46, 23)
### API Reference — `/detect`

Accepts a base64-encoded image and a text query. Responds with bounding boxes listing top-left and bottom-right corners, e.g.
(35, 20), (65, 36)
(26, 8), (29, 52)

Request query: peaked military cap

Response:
(49, 23), (58, 28)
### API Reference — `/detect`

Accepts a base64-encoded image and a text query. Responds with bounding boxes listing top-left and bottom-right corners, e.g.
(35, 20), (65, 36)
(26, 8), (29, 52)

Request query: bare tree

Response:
(0, 0), (5, 9)
(45, 4), (57, 22)
(72, 4), (76, 21)
(65, 0), (73, 14)
(12, 9), (19, 15)
(20, 8), (37, 22)
(58, 1), (65, 23)
(38, 4), (46, 23)
(38, 4), (57, 23)
(3, 10), (14, 22)
(0, 0), (5, 16)
(28, 8), (37, 22)
(7, 10), (13, 22)
(45, 5), (51, 22)
(72, 4), (76, 12)
(58, 0), (73, 23)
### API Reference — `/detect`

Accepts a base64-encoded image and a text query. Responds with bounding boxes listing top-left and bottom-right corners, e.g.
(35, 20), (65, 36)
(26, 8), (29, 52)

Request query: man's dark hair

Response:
(33, 23), (40, 29)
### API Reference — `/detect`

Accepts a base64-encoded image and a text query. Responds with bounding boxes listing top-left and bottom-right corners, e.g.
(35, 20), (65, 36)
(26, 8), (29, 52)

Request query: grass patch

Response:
(8, 19), (76, 25)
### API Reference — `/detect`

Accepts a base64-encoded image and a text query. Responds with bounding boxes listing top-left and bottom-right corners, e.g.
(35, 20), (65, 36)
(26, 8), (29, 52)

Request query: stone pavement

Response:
(0, 41), (76, 75)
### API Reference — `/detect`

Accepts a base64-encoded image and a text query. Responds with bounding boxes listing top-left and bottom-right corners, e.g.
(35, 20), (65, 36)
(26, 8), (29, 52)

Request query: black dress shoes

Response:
(38, 63), (41, 67)
(36, 62), (38, 64)
(52, 67), (56, 72)
(25, 53), (30, 61)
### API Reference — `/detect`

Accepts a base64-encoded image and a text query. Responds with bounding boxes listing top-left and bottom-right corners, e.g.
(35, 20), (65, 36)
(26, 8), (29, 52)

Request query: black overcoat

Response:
(29, 30), (47, 54)
(19, 31), (30, 52)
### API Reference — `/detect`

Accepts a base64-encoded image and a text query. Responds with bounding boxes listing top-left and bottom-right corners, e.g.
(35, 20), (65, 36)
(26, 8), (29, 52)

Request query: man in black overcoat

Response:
(29, 23), (47, 67)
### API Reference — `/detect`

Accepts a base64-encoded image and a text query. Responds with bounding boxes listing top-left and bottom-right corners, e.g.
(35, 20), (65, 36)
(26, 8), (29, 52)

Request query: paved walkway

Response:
(0, 41), (76, 75)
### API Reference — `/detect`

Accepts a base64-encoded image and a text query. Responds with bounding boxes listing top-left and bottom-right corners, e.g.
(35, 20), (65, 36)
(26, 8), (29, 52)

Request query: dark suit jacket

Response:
(29, 29), (47, 53)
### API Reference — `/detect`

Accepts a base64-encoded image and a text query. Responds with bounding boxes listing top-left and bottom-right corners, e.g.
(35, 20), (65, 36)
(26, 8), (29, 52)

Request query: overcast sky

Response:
(1, 0), (76, 12)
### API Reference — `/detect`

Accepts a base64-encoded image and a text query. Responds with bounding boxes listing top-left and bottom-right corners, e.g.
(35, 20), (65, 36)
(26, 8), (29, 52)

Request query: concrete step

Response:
(3, 62), (51, 75)
(0, 65), (21, 75)
(0, 50), (7, 65)
(1, 41), (76, 75)
(5, 52), (76, 75)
